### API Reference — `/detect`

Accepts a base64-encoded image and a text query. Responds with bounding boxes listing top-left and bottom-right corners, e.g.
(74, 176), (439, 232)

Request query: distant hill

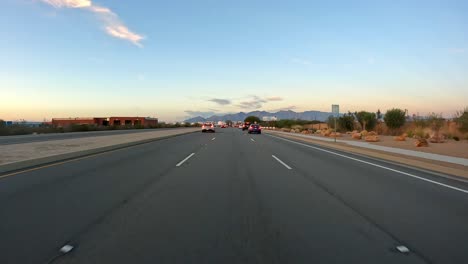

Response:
(184, 116), (207, 123)
(184, 110), (335, 123)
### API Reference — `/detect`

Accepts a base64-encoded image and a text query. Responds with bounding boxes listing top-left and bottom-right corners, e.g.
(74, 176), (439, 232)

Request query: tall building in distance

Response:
(332, 105), (339, 116)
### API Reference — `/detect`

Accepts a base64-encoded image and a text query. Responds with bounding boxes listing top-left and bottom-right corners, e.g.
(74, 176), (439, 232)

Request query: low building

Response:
(3, 121), (43, 127)
(52, 118), (100, 127)
(108, 117), (158, 126)
(262, 116), (278, 121)
(52, 117), (158, 127)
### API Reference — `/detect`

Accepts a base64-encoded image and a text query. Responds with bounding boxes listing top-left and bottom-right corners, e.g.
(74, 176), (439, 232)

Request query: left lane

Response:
(0, 131), (208, 264)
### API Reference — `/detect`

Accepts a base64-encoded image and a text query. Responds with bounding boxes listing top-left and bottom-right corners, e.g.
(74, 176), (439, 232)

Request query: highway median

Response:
(0, 128), (199, 175)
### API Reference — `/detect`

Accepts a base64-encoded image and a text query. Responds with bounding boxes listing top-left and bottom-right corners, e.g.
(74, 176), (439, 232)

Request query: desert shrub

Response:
(427, 113), (444, 140)
(413, 117), (428, 128)
(384, 108), (406, 135)
(414, 128), (425, 138)
(406, 130), (415, 138)
(337, 113), (355, 132)
(291, 125), (303, 131)
(453, 136), (460, 141)
(375, 122), (388, 135)
(455, 107), (468, 133)
(327, 116), (337, 131)
(355, 111), (377, 131)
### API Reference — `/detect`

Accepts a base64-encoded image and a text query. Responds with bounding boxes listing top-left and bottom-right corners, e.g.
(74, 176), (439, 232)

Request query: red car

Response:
(242, 122), (251, 131)
(248, 124), (261, 134)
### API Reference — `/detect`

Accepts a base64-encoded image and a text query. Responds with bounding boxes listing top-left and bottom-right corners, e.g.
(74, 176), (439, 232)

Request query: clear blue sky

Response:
(1, 0), (467, 121)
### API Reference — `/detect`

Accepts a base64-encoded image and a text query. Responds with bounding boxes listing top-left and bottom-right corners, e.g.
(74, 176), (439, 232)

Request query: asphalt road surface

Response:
(0, 128), (177, 145)
(1, 128), (467, 264)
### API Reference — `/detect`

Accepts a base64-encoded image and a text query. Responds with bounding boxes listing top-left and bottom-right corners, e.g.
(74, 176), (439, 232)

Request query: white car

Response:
(201, 123), (215, 133)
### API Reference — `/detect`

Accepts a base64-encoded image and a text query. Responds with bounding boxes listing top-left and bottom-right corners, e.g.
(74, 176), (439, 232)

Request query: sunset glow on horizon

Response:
(1, 0), (467, 122)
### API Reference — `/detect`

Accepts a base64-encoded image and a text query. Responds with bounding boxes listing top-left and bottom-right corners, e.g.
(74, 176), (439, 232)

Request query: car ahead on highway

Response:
(248, 124), (261, 134)
(201, 123), (215, 133)
(242, 122), (251, 131)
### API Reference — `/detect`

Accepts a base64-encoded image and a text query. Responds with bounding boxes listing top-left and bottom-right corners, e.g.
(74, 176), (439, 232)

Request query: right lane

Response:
(256, 132), (468, 264)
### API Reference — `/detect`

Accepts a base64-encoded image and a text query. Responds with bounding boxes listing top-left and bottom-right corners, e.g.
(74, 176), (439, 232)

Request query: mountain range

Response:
(184, 110), (336, 123)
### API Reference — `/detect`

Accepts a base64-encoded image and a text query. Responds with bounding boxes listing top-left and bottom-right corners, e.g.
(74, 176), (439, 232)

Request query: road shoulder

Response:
(265, 131), (468, 179)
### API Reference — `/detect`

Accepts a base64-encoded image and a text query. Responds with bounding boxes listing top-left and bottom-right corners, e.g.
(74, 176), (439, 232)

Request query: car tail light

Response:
(211, 125), (214, 128)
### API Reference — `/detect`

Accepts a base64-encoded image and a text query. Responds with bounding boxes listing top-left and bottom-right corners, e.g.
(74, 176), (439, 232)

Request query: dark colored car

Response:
(248, 124), (261, 134)
(242, 122), (251, 131)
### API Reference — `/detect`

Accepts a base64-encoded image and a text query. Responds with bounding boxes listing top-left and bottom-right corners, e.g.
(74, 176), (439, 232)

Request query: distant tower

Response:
(332, 105), (339, 116)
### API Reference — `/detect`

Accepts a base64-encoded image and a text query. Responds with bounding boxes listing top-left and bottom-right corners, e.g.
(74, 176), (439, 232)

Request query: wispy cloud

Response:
(41, 0), (91, 8)
(266, 96), (283, 101)
(40, 0), (144, 46)
(236, 96), (267, 109)
(208, 98), (231, 105)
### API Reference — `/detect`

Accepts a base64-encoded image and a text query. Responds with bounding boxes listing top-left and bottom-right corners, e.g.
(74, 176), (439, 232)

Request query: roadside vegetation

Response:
(244, 116), (261, 123)
(383, 108), (406, 135)
(260, 119), (321, 128)
(260, 106), (468, 143)
(0, 120), (199, 136)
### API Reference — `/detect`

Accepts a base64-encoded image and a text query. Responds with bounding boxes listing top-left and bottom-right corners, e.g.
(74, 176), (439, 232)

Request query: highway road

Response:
(0, 128), (177, 145)
(0, 128), (467, 264)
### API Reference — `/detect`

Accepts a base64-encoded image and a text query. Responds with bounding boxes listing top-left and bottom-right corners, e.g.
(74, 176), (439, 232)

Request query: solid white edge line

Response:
(272, 155), (292, 170)
(251, 138), (255, 142)
(176, 153), (195, 167)
(267, 134), (468, 194)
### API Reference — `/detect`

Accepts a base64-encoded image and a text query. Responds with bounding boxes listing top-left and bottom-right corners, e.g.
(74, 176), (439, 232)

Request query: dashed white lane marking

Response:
(251, 138), (255, 142)
(59, 245), (74, 254)
(272, 155), (292, 170)
(267, 134), (468, 194)
(176, 153), (195, 167)
(396, 245), (410, 253)
(211, 137), (216, 141)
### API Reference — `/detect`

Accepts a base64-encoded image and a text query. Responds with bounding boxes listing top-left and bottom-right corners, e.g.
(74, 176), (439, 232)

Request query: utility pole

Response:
(332, 104), (339, 143)
(334, 117), (337, 143)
